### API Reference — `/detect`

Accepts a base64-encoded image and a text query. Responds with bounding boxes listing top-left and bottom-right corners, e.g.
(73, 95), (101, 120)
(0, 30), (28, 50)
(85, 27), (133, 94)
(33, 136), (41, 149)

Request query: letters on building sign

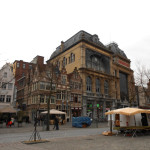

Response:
(118, 59), (130, 68)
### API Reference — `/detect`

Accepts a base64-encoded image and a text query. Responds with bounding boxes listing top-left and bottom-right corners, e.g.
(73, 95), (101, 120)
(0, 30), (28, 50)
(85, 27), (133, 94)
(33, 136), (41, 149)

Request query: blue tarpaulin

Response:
(72, 117), (92, 128)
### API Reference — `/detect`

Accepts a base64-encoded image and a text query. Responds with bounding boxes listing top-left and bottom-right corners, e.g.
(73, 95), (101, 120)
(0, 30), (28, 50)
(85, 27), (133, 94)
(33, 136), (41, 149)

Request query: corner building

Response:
(48, 31), (135, 120)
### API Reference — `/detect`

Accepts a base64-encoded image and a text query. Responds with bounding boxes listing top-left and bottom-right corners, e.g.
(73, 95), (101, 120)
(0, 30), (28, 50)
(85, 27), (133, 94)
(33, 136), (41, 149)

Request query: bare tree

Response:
(46, 63), (58, 131)
(134, 63), (150, 106)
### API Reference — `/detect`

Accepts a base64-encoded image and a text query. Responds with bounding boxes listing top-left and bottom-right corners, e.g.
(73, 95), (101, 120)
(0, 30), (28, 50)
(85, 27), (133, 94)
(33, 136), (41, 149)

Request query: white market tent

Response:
(105, 107), (150, 116)
(41, 109), (66, 115)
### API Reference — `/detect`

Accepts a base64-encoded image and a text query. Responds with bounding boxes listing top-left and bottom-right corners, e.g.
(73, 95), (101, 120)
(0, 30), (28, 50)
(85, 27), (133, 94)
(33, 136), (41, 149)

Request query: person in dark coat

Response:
(53, 116), (59, 130)
(141, 116), (148, 126)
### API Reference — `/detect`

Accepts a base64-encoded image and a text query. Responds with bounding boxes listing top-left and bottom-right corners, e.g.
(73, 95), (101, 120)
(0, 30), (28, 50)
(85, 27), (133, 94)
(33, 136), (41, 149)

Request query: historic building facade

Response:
(16, 55), (82, 121)
(0, 63), (16, 109)
(48, 30), (135, 120)
(68, 67), (82, 117)
(13, 56), (44, 110)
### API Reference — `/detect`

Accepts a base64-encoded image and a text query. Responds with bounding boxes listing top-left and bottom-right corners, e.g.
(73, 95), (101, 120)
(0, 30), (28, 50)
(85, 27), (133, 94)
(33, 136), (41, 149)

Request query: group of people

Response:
(33, 114), (65, 130)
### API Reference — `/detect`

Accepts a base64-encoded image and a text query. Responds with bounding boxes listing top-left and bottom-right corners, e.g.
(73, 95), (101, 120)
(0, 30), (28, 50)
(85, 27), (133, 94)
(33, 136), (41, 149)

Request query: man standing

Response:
(53, 115), (59, 130)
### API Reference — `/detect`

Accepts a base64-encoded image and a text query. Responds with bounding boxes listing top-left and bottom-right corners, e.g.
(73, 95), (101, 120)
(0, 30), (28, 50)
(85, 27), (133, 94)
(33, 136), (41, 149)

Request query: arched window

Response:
(104, 80), (109, 96)
(91, 56), (100, 70)
(86, 76), (92, 92)
(96, 78), (100, 93)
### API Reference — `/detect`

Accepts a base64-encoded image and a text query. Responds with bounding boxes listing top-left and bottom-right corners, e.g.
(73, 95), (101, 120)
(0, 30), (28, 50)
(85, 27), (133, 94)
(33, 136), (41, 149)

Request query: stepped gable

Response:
(50, 30), (107, 59)
(106, 42), (127, 58)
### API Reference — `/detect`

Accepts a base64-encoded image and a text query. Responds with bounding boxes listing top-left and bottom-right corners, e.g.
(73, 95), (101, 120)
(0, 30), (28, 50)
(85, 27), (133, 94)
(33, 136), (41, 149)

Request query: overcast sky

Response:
(0, 0), (150, 73)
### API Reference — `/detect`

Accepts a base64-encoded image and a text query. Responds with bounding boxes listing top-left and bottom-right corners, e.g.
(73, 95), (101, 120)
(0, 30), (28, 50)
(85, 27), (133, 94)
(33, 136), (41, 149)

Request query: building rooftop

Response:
(50, 30), (128, 60)
(50, 30), (107, 60)
(106, 42), (127, 58)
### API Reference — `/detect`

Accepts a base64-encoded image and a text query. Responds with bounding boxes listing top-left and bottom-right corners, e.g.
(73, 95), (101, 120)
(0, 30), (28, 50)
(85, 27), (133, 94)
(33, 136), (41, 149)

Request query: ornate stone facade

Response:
(48, 30), (136, 120)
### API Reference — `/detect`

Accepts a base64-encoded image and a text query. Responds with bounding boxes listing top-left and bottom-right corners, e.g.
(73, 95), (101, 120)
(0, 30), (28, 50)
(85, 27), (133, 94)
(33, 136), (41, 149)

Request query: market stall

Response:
(105, 107), (150, 137)
(41, 109), (66, 125)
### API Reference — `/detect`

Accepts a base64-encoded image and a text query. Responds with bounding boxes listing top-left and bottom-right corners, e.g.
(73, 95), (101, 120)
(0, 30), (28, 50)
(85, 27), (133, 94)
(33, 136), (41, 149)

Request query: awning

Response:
(105, 107), (150, 116)
(41, 109), (66, 115)
(0, 106), (17, 113)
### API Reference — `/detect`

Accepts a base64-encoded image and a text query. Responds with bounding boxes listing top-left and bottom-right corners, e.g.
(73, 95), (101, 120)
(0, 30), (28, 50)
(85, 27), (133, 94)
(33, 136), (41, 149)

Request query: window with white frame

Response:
(2, 82), (6, 90)
(40, 82), (45, 90)
(104, 80), (109, 96)
(61, 75), (66, 85)
(0, 95), (5, 102)
(35, 95), (38, 104)
(86, 76), (92, 92)
(71, 53), (75, 62)
(46, 83), (50, 90)
(8, 83), (13, 90)
(96, 78), (100, 93)
(23, 64), (26, 69)
(40, 95), (45, 103)
(45, 96), (49, 103)
(51, 96), (55, 104)
(6, 95), (11, 102)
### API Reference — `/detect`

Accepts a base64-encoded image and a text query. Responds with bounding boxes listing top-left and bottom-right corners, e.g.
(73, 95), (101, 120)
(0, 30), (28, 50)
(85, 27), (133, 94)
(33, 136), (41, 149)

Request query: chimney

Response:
(37, 56), (44, 65)
(61, 41), (64, 51)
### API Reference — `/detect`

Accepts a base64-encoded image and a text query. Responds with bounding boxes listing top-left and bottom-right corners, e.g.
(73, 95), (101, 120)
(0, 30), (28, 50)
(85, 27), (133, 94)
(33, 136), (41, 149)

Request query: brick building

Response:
(23, 64), (82, 121)
(13, 56), (44, 110)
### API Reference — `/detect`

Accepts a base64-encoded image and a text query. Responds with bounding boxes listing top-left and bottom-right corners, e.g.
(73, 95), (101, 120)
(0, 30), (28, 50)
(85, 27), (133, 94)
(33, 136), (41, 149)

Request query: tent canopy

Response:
(0, 106), (17, 113)
(41, 109), (66, 115)
(105, 107), (150, 116)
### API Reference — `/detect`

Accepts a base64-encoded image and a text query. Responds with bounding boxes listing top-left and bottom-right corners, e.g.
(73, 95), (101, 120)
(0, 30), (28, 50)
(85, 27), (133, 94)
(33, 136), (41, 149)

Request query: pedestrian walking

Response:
(11, 117), (15, 126)
(6, 117), (12, 128)
(53, 115), (59, 130)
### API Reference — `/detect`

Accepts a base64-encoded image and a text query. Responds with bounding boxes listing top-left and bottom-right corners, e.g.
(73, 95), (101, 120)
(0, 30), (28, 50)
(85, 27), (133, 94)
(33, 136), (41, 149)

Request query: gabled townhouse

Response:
(0, 63), (16, 109)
